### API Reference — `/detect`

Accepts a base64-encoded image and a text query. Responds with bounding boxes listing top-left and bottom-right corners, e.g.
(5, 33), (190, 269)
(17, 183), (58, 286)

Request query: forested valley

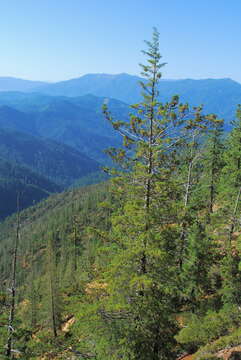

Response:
(0, 30), (241, 360)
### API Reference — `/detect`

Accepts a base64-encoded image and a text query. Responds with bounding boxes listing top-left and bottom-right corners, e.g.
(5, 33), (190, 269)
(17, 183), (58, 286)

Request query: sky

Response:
(0, 0), (241, 83)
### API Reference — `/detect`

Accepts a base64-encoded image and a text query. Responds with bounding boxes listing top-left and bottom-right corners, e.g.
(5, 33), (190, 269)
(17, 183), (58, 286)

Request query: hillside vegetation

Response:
(0, 128), (100, 219)
(0, 94), (127, 163)
(0, 157), (61, 219)
(0, 128), (100, 187)
(0, 30), (241, 359)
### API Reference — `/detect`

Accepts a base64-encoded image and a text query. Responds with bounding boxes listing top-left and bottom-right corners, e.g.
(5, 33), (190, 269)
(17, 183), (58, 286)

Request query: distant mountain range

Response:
(0, 73), (240, 218)
(0, 74), (240, 123)
(0, 93), (128, 162)
(32, 74), (240, 124)
(0, 92), (127, 218)
(0, 77), (47, 92)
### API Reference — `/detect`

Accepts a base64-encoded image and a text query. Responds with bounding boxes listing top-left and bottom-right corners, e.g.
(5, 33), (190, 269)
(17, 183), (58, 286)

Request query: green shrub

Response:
(176, 305), (241, 349)
(194, 327), (241, 359)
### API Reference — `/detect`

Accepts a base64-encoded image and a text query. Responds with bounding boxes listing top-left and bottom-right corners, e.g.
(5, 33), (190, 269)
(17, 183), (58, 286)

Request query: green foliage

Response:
(193, 327), (241, 359)
(99, 28), (184, 359)
(220, 252), (241, 306)
(219, 106), (241, 207)
(176, 305), (241, 349)
(181, 221), (218, 310)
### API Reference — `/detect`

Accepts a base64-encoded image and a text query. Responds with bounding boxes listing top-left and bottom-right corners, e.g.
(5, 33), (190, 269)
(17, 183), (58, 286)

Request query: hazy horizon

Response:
(0, 73), (240, 85)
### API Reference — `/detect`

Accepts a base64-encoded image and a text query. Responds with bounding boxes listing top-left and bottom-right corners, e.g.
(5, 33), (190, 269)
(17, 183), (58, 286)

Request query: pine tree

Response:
(219, 105), (241, 246)
(181, 221), (217, 311)
(99, 28), (209, 360)
(220, 105), (241, 307)
(177, 114), (208, 269)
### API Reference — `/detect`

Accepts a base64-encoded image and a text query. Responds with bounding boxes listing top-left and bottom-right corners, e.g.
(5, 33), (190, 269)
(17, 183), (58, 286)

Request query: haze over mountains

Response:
(34, 75), (241, 127)
(0, 73), (240, 218)
(0, 77), (47, 92)
(0, 73), (240, 123)
(0, 93), (127, 161)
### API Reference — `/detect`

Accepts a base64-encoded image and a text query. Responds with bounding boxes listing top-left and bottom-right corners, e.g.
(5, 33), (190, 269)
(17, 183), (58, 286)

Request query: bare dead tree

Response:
(228, 186), (241, 247)
(6, 193), (21, 358)
(179, 131), (200, 269)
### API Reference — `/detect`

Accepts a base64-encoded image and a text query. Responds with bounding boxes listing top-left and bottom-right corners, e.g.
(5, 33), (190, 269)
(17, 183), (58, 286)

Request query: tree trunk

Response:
(228, 186), (241, 247)
(6, 194), (20, 358)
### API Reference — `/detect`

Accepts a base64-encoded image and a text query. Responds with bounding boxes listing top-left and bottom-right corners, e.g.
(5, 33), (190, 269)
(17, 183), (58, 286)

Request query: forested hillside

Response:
(0, 128), (100, 186)
(0, 94), (128, 162)
(0, 30), (240, 359)
(0, 128), (100, 219)
(0, 157), (61, 219)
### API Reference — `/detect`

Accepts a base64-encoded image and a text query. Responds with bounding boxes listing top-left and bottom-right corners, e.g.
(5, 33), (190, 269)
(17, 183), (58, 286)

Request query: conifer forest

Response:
(0, 29), (241, 360)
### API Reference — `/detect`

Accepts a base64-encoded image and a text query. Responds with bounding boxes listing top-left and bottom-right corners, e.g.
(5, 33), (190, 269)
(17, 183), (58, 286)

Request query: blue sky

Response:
(1, 0), (241, 82)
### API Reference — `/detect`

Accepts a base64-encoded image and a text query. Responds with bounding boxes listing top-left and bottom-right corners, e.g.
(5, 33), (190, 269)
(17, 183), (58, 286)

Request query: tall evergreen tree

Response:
(177, 115), (208, 269)
(220, 105), (241, 307)
(99, 28), (209, 360)
(219, 105), (241, 246)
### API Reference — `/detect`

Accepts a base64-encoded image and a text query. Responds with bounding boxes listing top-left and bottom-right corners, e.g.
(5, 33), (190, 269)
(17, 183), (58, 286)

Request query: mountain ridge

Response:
(0, 93), (128, 162)
(0, 74), (240, 125)
(0, 77), (48, 92)
(30, 74), (241, 124)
